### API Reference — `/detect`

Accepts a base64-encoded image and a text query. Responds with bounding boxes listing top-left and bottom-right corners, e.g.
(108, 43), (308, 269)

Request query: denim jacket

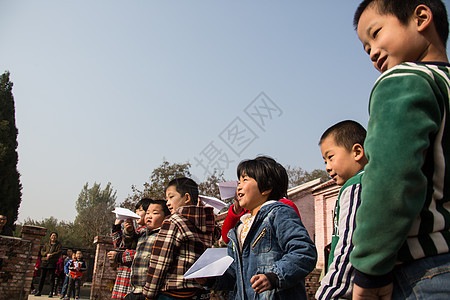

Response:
(214, 201), (317, 300)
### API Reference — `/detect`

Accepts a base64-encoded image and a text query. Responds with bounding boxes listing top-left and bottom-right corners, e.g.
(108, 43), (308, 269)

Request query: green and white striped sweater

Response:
(350, 62), (450, 277)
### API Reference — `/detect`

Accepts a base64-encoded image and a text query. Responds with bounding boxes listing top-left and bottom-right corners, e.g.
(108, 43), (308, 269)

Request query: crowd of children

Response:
(24, 0), (450, 299)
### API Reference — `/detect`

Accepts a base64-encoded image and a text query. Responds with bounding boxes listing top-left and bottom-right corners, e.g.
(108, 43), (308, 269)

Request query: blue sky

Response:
(2, 1), (444, 223)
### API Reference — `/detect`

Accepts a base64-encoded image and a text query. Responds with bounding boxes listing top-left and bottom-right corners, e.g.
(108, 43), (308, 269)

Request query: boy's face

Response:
(136, 205), (146, 226)
(145, 203), (166, 230)
(166, 185), (190, 214)
(76, 251), (82, 259)
(321, 135), (362, 186)
(357, 5), (429, 73)
(237, 173), (269, 213)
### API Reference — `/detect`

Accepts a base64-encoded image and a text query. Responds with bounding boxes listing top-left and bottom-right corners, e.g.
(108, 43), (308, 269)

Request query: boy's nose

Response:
(370, 48), (380, 63)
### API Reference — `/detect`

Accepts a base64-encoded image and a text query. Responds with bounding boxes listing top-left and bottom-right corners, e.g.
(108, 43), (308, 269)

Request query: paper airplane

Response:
(184, 248), (234, 279)
(112, 207), (141, 220)
(217, 181), (238, 200)
(199, 195), (227, 215)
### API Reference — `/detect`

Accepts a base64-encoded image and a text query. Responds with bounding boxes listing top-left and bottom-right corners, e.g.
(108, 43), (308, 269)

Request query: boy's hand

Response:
(114, 219), (124, 225)
(123, 219), (134, 233)
(194, 277), (207, 285)
(250, 274), (272, 294)
(352, 283), (393, 300)
(107, 251), (118, 262)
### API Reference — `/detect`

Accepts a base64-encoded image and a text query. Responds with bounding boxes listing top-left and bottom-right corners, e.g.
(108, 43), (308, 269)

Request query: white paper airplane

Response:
(112, 207), (141, 220)
(184, 248), (234, 279)
(217, 181), (238, 200)
(199, 195), (227, 215)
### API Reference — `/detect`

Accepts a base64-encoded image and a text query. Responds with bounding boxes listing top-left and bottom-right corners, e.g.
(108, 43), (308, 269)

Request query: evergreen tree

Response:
(0, 71), (22, 226)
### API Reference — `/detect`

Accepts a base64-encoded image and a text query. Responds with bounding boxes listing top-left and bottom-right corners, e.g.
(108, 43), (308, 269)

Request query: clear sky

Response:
(2, 1), (447, 223)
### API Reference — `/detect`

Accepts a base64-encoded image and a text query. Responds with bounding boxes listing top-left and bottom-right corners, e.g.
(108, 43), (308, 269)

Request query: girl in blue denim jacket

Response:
(211, 156), (317, 300)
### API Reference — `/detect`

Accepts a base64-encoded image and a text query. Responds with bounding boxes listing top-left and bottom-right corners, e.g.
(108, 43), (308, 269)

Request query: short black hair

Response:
(237, 156), (288, 200)
(319, 120), (367, 152)
(152, 199), (171, 217)
(136, 197), (153, 211)
(166, 177), (199, 205)
(354, 0), (449, 47)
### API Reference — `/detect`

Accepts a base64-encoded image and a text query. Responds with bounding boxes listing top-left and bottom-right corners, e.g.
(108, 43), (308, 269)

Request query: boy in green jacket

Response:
(351, 0), (450, 299)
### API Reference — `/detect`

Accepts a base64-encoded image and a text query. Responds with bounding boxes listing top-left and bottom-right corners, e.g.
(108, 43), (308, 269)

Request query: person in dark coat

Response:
(35, 232), (62, 297)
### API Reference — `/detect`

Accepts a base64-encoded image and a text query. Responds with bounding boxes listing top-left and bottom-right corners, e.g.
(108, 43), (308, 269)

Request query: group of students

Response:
(109, 0), (450, 299)
(31, 231), (88, 300)
(109, 161), (317, 300)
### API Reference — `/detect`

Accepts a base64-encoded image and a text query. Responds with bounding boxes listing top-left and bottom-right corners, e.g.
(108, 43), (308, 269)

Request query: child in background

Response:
(109, 198), (152, 299)
(315, 120), (368, 299)
(123, 200), (171, 300)
(209, 156), (317, 299)
(65, 250), (87, 300)
(142, 177), (218, 300)
(60, 253), (76, 299)
(351, 0), (450, 298)
(53, 253), (66, 297)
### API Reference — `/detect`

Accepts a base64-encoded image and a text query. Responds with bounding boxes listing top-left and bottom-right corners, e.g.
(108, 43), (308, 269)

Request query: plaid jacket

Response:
(143, 206), (217, 300)
(130, 227), (160, 293)
(111, 224), (146, 299)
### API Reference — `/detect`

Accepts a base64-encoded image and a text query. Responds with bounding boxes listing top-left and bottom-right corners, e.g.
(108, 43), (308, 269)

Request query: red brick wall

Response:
(90, 235), (117, 300)
(312, 180), (339, 269)
(0, 225), (46, 299)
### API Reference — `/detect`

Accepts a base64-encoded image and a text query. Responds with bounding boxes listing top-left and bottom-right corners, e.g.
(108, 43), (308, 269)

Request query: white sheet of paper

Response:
(199, 195), (227, 215)
(184, 248), (234, 279)
(112, 207), (141, 220)
(217, 181), (238, 200)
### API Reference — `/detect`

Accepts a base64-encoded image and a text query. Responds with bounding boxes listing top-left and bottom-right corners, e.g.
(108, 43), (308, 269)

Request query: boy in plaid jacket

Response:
(143, 177), (219, 300)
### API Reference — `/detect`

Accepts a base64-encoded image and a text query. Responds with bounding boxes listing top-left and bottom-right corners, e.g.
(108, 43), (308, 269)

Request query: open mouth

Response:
(377, 56), (387, 71)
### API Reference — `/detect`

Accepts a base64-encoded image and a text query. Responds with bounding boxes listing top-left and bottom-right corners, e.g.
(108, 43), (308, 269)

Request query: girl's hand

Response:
(250, 274), (272, 294)
(233, 197), (243, 215)
(107, 251), (117, 262)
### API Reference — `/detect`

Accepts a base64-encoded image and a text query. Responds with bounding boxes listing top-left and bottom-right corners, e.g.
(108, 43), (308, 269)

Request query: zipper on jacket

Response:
(252, 227), (267, 248)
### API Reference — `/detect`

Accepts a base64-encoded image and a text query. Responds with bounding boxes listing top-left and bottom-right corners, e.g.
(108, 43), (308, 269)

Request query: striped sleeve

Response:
(316, 183), (361, 299)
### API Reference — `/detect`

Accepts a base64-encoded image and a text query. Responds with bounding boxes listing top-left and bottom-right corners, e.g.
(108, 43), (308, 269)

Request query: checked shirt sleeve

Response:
(116, 249), (136, 267)
(143, 219), (179, 300)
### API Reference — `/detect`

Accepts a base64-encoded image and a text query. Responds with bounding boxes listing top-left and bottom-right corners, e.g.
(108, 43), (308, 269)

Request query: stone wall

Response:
(90, 235), (116, 300)
(0, 225), (46, 299)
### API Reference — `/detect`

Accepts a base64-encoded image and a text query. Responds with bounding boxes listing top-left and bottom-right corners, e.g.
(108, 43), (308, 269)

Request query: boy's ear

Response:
(184, 193), (192, 205)
(414, 4), (433, 32)
(352, 143), (365, 162)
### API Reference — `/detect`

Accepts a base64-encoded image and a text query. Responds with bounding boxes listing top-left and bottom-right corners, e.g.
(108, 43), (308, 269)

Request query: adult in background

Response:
(35, 232), (62, 297)
(0, 214), (14, 236)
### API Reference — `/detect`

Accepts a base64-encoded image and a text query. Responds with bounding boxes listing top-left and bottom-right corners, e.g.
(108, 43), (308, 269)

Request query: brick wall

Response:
(305, 268), (322, 299)
(0, 225), (46, 300)
(312, 180), (339, 269)
(90, 235), (117, 300)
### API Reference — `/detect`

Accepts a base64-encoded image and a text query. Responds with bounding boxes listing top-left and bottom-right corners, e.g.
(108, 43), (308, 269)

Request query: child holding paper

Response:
(109, 198), (152, 299)
(123, 199), (170, 300)
(142, 177), (218, 300)
(209, 156), (317, 299)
